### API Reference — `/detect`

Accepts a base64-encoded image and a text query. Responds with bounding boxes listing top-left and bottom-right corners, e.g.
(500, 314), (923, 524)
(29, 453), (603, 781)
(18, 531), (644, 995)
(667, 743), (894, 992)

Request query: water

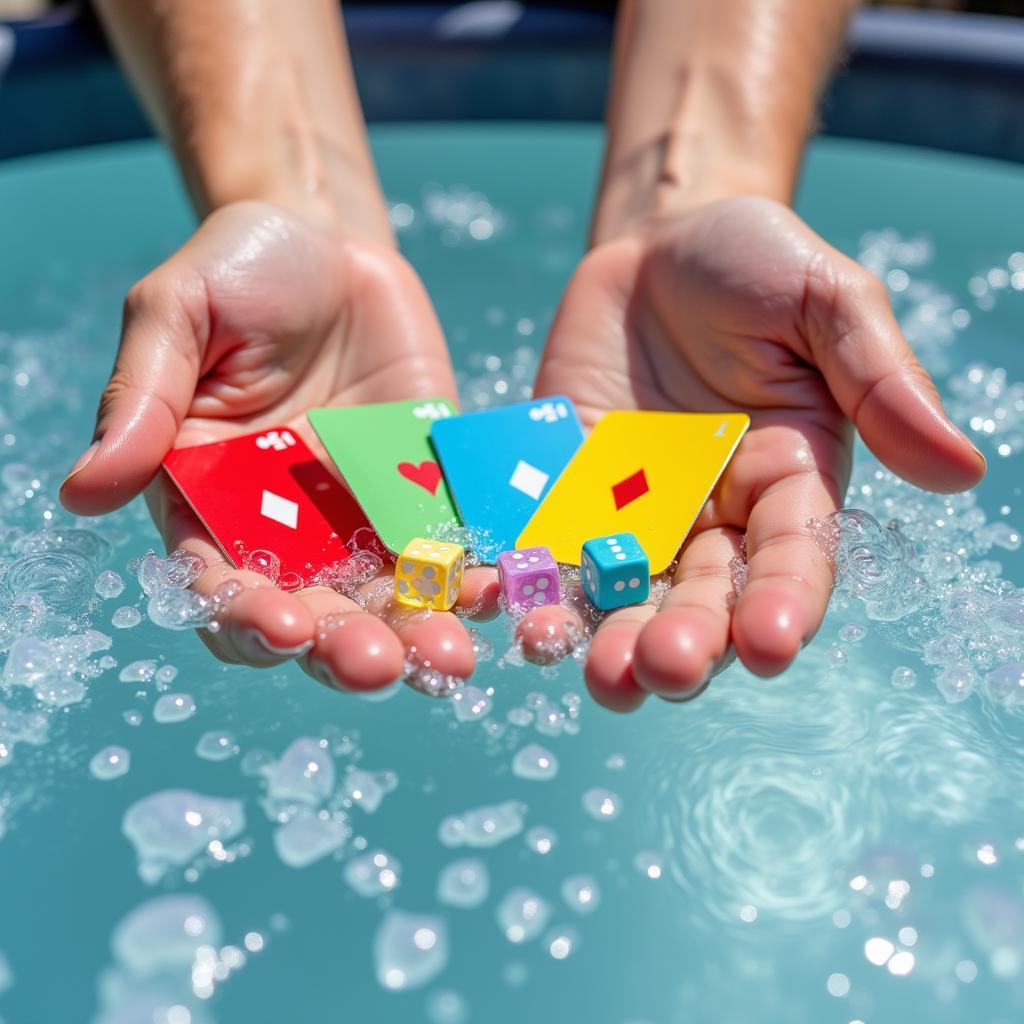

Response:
(0, 127), (1023, 1022)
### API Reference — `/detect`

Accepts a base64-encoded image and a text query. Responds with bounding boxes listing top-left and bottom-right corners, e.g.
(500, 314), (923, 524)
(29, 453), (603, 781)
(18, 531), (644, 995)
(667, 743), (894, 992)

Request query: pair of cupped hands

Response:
(59, 198), (983, 711)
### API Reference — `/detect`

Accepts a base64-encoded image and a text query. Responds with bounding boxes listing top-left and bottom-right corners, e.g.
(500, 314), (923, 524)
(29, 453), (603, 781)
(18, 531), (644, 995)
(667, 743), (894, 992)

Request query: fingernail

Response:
(245, 629), (312, 659)
(62, 442), (99, 486)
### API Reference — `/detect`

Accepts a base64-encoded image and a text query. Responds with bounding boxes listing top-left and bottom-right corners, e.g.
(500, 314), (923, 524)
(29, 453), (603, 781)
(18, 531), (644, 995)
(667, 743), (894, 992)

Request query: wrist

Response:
(188, 125), (393, 246)
(591, 68), (799, 246)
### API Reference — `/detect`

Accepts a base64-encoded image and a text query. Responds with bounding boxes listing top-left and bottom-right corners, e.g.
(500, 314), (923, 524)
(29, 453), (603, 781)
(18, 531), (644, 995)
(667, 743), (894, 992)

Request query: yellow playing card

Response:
(516, 411), (750, 572)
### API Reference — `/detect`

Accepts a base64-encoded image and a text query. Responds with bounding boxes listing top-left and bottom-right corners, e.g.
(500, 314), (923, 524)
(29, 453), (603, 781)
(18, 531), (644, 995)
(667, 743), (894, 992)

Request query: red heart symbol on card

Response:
(397, 460), (442, 496)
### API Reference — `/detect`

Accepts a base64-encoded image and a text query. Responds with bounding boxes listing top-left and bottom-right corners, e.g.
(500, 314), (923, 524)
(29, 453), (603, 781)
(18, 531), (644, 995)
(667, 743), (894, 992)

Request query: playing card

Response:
(162, 427), (369, 585)
(430, 397), (583, 563)
(516, 411), (750, 572)
(308, 398), (460, 554)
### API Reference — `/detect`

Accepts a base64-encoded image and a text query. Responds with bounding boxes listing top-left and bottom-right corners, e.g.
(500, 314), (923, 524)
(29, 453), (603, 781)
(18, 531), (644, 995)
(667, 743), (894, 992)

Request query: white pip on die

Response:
(581, 533), (650, 611)
(497, 546), (560, 613)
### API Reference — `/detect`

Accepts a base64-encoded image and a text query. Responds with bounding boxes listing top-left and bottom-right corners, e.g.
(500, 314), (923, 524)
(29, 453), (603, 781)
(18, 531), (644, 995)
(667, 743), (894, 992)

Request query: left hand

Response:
(520, 197), (984, 710)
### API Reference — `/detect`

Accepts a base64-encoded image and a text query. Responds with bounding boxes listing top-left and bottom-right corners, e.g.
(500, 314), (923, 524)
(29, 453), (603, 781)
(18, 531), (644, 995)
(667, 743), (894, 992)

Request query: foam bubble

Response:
(374, 911), (448, 991)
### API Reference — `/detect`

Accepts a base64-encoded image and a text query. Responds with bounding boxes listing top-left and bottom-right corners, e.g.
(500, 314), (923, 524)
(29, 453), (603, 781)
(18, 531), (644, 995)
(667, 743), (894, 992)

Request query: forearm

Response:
(96, 0), (392, 244)
(593, 0), (858, 244)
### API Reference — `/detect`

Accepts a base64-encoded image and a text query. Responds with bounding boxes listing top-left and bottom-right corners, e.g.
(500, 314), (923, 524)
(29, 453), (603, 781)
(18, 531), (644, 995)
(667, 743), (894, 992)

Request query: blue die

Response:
(580, 533), (650, 610)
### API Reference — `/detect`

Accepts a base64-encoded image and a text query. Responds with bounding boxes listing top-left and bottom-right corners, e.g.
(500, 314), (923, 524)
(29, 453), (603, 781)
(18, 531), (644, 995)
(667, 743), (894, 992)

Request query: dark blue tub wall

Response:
(1, 3), (1023, 163)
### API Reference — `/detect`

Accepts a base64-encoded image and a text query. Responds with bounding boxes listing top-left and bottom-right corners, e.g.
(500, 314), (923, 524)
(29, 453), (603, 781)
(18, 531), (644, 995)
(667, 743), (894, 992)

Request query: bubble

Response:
(273, 810), (348, 869)
(984, 662), (1024, 708)
(345, 849), (401, 897)
(123, 709), (143, 727)
(582, 788), (621, 822)
(111, 894), (222, 975)
(94, 569), (124, 599)
(839, 623), (867, 643)
(374, 912), (448, 991)
(891, 666), (918, 690)
(437, 858), (489, 908)
(195, 731), (239, 762)
(122, 790), (245, 882)
(934, 664), (977, 704)
(2, 635), (57, 688)
(0, 950), (11, 994)
(343, 768), (397, 814)
(496, 888), (551, 944)
(153, 694), (197, 724)
(243, 549), (280, 583)
(605, 753), (626, 770)
(90, 745), (130, 781)
(439, 800), (527, 848)
(634, 851), (665, 880)
(112, 606), (142, 629)
(511, 743), (559, 781)
(265, 738), (335, 806)
(560, 875), (600, 915)
(119, 659), (157, 683)
(147, 588), (214, 630)
(525, 826), (557, 855)
(155, 664), (178, 686)
(134, 549), (205, 596)
(451, 685), (491, 723)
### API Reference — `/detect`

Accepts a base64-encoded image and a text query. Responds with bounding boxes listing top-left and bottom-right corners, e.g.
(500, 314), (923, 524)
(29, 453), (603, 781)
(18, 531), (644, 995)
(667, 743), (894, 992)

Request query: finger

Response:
(144, 482), (314, 666)
(61, 269), (209, 515)
(731, 469), (838, 676)
(456, 567), (501, 622)
(516, 604), (586, 666)
(633, 527), (744, 701)
(297, 586), (405, 692)
(805, 257), (984, 493)
(584, 604), (653, 713)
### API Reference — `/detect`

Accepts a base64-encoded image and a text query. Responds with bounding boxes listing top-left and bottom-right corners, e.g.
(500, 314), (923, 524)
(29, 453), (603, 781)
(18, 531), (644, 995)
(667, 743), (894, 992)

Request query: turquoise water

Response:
(1, 126), (1024, 1023)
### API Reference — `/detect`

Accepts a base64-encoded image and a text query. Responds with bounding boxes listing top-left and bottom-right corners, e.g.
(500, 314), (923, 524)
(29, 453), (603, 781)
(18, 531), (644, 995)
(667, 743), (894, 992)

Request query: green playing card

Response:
(308, 398), (461, 554)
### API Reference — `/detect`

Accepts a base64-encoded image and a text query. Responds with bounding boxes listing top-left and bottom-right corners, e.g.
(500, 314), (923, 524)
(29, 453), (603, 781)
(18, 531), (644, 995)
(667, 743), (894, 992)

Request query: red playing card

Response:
(162, 427), (371, 586)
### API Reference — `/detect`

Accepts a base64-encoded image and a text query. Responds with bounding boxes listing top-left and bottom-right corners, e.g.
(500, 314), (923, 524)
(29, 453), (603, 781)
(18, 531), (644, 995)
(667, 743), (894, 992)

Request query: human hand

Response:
(522, 197), (983, 709)
(61, 201), (497, 692)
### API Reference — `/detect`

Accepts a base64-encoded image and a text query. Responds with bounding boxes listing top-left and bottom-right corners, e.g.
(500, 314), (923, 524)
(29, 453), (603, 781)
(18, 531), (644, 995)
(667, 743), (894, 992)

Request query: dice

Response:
(394, 538), (464, 611)
(497, 546), (561, 613)
(581, 533), (650, 610)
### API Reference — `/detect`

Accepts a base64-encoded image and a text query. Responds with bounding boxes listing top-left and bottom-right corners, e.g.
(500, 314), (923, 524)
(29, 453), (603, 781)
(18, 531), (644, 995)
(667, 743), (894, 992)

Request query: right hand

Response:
(61, 201), (498, 692)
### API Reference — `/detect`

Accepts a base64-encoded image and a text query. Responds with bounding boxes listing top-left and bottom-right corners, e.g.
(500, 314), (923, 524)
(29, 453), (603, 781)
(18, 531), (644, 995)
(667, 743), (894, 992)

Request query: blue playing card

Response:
(430, 397), (584, 563)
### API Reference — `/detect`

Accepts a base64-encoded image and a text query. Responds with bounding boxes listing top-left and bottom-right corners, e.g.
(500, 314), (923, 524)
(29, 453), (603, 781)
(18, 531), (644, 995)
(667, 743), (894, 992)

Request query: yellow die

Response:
(394, 538), (464, 611)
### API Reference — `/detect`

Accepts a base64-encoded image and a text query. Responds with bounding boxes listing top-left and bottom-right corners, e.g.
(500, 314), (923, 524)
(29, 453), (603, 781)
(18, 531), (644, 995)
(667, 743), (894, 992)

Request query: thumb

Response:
(60, 270), (206, 515)
(805, 258), (985, 494)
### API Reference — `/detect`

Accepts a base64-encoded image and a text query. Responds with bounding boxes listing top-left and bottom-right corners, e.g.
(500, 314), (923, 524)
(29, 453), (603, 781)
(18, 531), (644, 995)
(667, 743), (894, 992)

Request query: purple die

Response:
(497, 546), (560, 612)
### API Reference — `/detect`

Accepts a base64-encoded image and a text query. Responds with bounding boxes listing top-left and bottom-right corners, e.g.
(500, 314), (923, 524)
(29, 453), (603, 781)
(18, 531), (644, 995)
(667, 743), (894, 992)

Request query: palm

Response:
(69, 202), (496, 690)
(529, 197), (981, 709)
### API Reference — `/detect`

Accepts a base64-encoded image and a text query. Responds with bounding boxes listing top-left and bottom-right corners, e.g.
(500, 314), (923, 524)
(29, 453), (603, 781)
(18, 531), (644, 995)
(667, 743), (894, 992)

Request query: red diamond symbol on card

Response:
(612, 468), (649, 510)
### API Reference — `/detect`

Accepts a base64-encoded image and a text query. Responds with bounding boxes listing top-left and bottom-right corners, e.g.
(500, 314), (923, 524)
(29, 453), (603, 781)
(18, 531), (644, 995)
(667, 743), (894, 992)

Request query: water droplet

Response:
(582, 788), (620, 822)
(90, 745), (130, 781)
(375, 912), (448, 991)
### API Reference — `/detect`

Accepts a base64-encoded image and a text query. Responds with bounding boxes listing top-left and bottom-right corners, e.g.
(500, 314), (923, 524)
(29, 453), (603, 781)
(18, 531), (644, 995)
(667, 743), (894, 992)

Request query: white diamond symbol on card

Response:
(260, 489), (299, 529)
(508, 460), (549, 501)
